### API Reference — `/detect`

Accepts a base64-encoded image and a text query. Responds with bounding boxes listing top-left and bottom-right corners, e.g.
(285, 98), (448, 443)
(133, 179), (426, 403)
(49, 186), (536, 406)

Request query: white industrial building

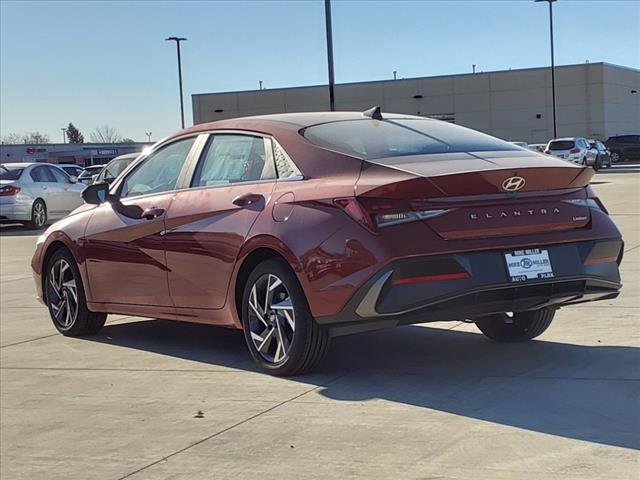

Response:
(192, 62), (639, 144)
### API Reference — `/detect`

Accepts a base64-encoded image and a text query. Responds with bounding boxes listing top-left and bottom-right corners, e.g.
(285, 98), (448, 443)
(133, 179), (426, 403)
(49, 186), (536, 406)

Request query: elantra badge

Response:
(502, 176), (526, 192)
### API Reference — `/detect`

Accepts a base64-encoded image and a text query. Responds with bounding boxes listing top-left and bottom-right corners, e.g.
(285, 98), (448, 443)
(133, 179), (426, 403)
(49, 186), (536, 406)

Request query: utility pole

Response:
(61, 128), (67, 144)
(145, 131), (152, 142)
(536, 0), (558, 138)
(324, 0), (335, 111)
(165, 36), (187, 129)
(393, 70), (397, 80)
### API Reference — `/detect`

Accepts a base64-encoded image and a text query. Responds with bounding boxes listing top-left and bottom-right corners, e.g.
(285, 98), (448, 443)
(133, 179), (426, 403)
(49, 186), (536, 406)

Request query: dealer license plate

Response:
(504, 248), (554, 282)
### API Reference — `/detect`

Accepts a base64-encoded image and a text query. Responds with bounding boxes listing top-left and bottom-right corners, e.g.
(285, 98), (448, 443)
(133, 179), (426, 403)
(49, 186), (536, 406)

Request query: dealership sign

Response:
(97, 149), (118, 155)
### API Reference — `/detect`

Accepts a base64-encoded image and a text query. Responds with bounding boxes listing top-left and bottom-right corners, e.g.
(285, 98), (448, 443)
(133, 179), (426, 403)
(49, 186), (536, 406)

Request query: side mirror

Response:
(82, 182), (110, 205)
(68, 175), (78, 184)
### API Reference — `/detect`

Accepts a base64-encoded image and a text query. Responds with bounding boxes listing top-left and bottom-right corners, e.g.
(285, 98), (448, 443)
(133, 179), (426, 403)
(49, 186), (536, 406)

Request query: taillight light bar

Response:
(334, 197), (451, 231)
(0, 185), (21, 196)
(569, 147), (581, 154)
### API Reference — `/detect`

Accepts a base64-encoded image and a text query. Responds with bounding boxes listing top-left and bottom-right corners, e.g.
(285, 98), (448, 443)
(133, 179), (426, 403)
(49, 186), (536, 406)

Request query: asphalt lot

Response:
(1, 164), (639, 480)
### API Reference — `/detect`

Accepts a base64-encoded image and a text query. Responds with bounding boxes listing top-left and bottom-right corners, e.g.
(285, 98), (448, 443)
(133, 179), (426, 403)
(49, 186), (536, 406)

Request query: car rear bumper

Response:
(316, 239), (623, 336)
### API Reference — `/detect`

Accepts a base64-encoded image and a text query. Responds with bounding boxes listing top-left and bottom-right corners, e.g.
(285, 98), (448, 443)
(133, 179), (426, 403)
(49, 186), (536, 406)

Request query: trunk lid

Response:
(355, 151), (592, 239)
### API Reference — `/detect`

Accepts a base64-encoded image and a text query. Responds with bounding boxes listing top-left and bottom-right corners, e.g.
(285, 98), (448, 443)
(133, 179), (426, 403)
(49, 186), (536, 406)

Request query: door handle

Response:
(232, 193), (264, 208)
(41, 186), (47, 190)
(141, 207), (165, 220)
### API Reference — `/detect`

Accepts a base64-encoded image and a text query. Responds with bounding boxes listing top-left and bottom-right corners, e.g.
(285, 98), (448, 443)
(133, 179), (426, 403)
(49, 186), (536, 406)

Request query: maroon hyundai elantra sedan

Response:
(31, 110), (623, 375)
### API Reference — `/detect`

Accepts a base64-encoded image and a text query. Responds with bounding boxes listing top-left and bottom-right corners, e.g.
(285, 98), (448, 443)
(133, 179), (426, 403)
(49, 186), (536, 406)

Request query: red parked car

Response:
(31, 110), (623, 375)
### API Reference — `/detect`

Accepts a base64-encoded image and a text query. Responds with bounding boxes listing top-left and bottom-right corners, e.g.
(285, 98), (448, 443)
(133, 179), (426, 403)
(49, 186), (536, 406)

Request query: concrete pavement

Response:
(1, 164), (639, 479)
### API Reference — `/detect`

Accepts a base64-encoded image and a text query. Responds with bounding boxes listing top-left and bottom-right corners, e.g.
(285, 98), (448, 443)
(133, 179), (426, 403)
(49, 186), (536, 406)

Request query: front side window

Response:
(302, 118), (519, 161)
(120, 137), (195, 198)
(102, 158), (135, 182)
(48, 167), (70, 183)
(191, 135), (275, 187)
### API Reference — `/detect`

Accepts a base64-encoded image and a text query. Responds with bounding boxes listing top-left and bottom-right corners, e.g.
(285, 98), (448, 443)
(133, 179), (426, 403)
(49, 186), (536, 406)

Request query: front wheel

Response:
(474, 308), (556, 342)
(45, 249), (107, 336)
(241, 258), (329, 376)
(610, 152), (620, 163)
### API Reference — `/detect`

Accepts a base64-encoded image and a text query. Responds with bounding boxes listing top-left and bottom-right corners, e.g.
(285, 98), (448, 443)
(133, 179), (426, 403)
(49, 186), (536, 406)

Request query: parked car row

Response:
(0, 153), (140, 228)
(509, 134), (638, 169)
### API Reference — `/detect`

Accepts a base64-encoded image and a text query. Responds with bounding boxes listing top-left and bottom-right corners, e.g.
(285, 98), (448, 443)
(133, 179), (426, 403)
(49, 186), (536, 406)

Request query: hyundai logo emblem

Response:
(502, 176), (526, 192)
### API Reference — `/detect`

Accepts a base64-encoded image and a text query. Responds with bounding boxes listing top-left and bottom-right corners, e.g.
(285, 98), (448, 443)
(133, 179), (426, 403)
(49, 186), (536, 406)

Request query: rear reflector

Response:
(392, 271), (470, 285)
(584, 256), (617, 265)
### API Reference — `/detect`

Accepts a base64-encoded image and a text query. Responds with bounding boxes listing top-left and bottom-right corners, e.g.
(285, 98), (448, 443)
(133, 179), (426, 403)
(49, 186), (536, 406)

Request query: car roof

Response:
(109, 153), (140, 161)
(171, 111), (429, 139)
(550, 137), (582, 141)
(1, 162), (38, 168)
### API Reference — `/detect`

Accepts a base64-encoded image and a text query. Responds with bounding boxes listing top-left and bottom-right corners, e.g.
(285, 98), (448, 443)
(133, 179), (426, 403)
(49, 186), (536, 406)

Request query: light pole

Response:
(145, 131), (152, 142)
(61, 127), (67, 144)
(165, 36), (187, 129)
(536, 0), (558, 138)
(324, 0), (335, 111)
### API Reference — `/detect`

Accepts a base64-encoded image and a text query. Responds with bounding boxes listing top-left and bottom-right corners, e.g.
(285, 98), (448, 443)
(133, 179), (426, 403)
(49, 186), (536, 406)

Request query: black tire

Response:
(241, 258), (329, 376)
(475, 308), (555, 342)
(26, 199), (47, 229)
(44, 248), (107, 336)
(594, 156), (602, 171)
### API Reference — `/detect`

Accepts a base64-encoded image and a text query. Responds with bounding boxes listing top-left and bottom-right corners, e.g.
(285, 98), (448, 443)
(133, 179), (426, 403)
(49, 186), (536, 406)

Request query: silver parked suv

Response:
(0, 163), (86, 228)
(545, 137), (598, 168)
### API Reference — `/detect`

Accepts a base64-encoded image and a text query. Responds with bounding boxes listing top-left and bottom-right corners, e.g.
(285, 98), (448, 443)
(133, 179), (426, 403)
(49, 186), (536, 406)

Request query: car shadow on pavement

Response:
(90, 319), (639, 451)
(0, 225), (42, 236)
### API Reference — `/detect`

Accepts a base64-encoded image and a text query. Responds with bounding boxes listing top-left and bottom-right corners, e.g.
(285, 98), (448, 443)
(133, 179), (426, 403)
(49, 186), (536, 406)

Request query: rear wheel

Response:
(241, 258), (329, 376)
(475, 308), (555, 342)
(610, 152), (620, 163)
(45, 249), (107, 336)
(26, 199), (47, 229)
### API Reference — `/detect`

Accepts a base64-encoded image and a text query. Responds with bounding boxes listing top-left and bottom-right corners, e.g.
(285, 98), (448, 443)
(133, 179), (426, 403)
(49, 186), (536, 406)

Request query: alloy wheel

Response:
(33, 202), (46, 227)
(247, 273), (295, 364)
(47, 259), (79, 329)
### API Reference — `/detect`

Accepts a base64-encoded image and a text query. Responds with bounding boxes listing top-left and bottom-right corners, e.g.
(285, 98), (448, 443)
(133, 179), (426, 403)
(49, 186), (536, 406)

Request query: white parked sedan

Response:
(0, 163), (86, 229)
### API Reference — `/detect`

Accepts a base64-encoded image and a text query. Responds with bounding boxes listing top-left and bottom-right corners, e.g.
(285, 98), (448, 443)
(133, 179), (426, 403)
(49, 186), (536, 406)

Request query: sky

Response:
(1, 0), (638, 143)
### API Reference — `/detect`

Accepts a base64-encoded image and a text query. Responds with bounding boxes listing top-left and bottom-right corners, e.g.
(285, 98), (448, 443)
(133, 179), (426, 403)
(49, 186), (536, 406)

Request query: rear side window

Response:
(192, 135), (275, 187)
(548, 140), (575, 150)
(30, 166), (55, 182)
(301, 118), (519, 160)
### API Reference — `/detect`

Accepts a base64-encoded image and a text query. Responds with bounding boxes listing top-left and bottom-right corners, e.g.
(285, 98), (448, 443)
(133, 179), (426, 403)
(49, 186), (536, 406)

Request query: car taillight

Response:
(334, 197), (451, 231)
(0, 185), (20, 196)
(569, 148), (580, 154)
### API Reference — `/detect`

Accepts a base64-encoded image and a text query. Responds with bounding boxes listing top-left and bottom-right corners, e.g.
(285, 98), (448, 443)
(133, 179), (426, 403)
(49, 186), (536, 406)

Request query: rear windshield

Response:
(301, 119), (519, 160)
(548, 140), (575, 150)
(0, 166), (24, 180)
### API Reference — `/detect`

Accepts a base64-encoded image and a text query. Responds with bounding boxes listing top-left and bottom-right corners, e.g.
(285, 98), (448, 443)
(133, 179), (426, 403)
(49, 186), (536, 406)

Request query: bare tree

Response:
(22, 132), (50, 144)
(1, 133), (23, 144)
(89, 125), (122, 143)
